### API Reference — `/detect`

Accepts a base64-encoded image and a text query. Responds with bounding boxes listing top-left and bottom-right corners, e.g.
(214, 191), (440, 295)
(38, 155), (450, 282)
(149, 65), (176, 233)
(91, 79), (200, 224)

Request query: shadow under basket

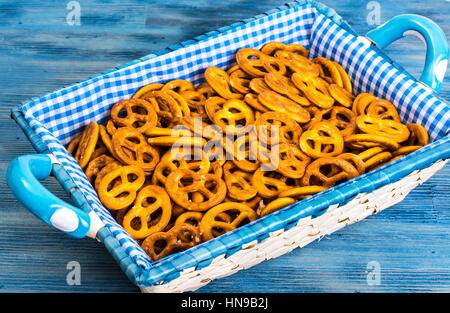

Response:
(8, 0), (450, 292)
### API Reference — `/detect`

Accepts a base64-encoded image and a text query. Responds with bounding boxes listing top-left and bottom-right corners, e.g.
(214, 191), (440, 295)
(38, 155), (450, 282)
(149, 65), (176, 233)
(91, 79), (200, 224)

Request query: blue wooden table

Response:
(0, 0), (449, 293)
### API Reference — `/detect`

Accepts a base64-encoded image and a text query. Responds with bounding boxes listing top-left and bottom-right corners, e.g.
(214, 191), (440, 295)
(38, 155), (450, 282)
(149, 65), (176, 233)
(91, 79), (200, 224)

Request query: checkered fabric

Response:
(19, 1), (450, 270)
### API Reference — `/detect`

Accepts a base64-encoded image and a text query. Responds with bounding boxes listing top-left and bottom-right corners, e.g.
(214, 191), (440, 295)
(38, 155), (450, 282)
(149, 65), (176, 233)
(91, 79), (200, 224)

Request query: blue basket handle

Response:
(366, 14), (449, 93)
(6, 154), (93, 238)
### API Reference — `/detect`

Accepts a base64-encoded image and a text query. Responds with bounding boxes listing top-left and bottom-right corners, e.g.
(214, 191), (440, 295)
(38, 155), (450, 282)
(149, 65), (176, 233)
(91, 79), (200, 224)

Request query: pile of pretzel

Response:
(67, 42), (429, 261)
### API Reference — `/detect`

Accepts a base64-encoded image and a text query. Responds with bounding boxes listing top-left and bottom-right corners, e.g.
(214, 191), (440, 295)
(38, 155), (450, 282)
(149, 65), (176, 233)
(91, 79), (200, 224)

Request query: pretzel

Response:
(327, 83), (355, 108)
(333, 61), (352, 93)
(122, 185), (172, 239)
(224, 195), (262, 211)
(110, 99), (158, 134)
(252, 168), (297, 198)
(261, 42), (308, 57)
(111, 126), (160, 171)
(199, 202), (257, 241)
(366, 99), (400, 121)
(337, 153), (365, 174)
(229, 69), (252, 94)
(406, 123), (429, 146)
(144, 90), (190, 127)
(152, 147), (210, 186)
(161, 79), (195, 93)
(357, 146), (386, 161)
(259, 142), (311, 179)
(180, 116), (222, 140)
(165, 169), (227, 211)
(132, 83), (164, 99)
(392, 145), (422, 157)
(205, 66), (244, 100)
(302, 157), (359, 188)
(74, 121), (100, 169)
(227, 132), (260, 172)
(275, 50), (319, 76)
(249, 77), (272, 94)
(255, 111), (302, 146)
(299, 122), (344, 158)
(352, 93), (376, 115)
(259, 197), (296, 217)
(223, 161), (258, 201)
(309, 106), (356, 137)
(179, 90), (208, 119)
(356, 115), (410, 143)
(243, 93), (270, 112)
(344, 134), (399, 151)
(94, 160), (122, 191)
(312, 57), (343, 87)
(141, 224), (201, 261)
(258, 90), (311, 123)
(85, 154), (115, 185)
(97, 165), (145, 210)
(364, 151), (393, 171)
(236, 48), (286, 77)
(278, 185), (326, 199)
(264, 72), (310, 106)
(67, 134), (81, 155)
(291, 74), (334, 109)
(196, 82), (216, 99)
(211, 99), (255, 134)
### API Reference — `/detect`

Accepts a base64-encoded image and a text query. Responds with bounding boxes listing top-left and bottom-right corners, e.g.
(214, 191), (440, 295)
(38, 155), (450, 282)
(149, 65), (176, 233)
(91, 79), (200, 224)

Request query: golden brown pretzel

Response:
(111, 126), (160, 172)
(199, 202), (257, 241)
(205, 66), (244, 100)
(236, 48), (287, 77)
(223, 161), (258, 201)
(301, 157), (359, 188)
(299, 122), (344, 158)
(74, 121), (100, 169)
(258, 90), (311, 123)
(97, 165), (145, 210)
(122, 185), (172, 239)
(141, 224), (201, 261)
(110, 99), (158, 134)
(255, 111), (302, 146)
(165, 169), (227, 211)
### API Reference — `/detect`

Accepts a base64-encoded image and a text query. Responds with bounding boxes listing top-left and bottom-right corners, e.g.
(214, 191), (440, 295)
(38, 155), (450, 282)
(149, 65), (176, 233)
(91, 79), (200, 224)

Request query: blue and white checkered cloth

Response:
(19, 2), (450, 270)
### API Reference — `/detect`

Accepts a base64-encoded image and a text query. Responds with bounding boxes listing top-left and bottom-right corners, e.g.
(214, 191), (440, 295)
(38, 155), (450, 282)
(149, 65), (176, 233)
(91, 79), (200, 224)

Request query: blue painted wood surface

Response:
(0, 0), (449, 292)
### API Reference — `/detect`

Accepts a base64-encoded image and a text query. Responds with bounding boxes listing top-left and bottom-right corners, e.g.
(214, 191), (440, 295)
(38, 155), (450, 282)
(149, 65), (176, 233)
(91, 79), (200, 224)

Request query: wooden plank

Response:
(0, 0), (448, 292)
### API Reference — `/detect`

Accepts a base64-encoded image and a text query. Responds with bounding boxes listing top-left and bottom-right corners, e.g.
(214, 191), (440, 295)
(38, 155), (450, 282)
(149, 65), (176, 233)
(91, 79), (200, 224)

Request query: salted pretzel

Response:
(366, 99), (400, 121)
(312, 57), (343, 87)
(67, 134), (81, 155)
(364, 151), (393, 171)
(302, 157), (359, 188)
(196, 82), (217, 99)
(291, 73), (334, 109)
(255, 111), (302, 146)
(165, 169), (227, 211)
(259, 143), (311, 179)
(229, 69), (252, 94)
(332, 61), (352, 93)
(344, 134), (399, 151)
(179, 90), (208, 119)
(205, 66), (244, 100)
(161, 79), (195, 93)
(249, 77), (272, 94)
(278, 185), (326, 200)
(97, 165), (145, 210)
(309, 106), (356, 137)
(85, 154), (115, 185)
(110, 99), (158, 134)
(236, 48), (287, 77)
(392, 145), (422, 157)
(72, 121), (100, 169)
(141, 224), (201, 261)
(259, 197), (296, 217)
(299, 122), (344, 158)
(211, 99), (255, 134)
(199, 202), (258, 241)
(352, 93), (377, 115)
(132, 83), (163, 99)
(152, 146), (210, 186)
(94, 160), (122, 191)
(252, 168), (298, 198)
(261, 42), (309, 58)
(111, 126), (160, 171)
(122, 185), (172, 239)
(243, 93), (270, 112)
(356, 115), (410, 143)
(337, 153), (366, 174)
(225, 132), (261, 172)
(258, 90), (311, 123)
(327, 83), (355, 108)
(274, 50), (319, 76)
(406, 123), (429, 146)
(223, 161), (258, 201)
(264, 72), (310, 106)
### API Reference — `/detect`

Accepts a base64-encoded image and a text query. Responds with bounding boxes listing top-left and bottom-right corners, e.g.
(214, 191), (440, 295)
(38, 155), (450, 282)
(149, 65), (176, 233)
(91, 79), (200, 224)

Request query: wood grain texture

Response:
(0, 0), (448, 293)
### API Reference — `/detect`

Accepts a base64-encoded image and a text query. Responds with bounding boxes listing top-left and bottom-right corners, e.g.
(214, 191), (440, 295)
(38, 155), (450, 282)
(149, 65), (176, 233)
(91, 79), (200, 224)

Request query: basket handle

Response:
(6, 154), (93, 238)
(366, 14), (449, 93)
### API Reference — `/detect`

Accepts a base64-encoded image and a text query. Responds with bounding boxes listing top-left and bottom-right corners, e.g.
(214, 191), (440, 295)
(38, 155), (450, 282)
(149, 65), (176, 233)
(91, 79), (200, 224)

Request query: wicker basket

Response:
(7, 0), (450, 292)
